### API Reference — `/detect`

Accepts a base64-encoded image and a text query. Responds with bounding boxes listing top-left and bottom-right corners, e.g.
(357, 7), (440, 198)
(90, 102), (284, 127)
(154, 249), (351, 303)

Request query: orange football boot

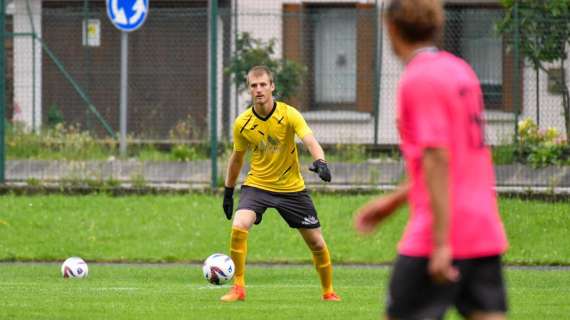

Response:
(322, 292), (341, 301)
(220, 285), (246, 302)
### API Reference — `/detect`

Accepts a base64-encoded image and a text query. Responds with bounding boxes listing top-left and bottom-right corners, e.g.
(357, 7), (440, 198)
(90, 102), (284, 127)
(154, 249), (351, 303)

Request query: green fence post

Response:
(0, 0), (5, 183)
(210, 0), (219, 190)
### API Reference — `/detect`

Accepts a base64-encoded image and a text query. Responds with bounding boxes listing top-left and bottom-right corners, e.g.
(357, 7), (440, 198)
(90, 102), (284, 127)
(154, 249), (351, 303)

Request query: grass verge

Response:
(0, 194), (569, 264)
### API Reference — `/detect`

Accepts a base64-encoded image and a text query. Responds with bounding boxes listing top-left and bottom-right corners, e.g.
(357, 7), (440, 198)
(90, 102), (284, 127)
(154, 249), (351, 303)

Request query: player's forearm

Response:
(309, 144), (325, 161)
(355, 181), (409, 234)
(225, 154), (244, 188)
(302, 134), (325, 161)
(390, 181), (410, 208)
(376, 182), (409, 216)
(423, 148), (450, 247)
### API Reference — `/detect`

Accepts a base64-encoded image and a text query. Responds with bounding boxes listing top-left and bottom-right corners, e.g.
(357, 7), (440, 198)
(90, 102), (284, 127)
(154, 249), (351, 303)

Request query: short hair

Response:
(246, 65), (274, 86)
(385, 0), (445, 43)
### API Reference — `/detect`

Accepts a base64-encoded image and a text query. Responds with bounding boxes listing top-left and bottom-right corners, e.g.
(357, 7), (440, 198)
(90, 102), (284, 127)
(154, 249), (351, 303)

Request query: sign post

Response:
(106, 0), (149, 157)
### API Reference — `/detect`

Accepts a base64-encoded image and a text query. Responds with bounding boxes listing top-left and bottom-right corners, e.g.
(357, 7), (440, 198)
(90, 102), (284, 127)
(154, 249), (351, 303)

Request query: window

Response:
(312, 7), (357, 110)
(444, 5), (522, 112)
(283, 3), (376, 113)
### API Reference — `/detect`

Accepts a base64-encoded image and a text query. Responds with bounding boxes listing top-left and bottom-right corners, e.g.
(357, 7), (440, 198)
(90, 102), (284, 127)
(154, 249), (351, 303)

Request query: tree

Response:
(225, 32), (306, 102)
(497, 0), (570, 140)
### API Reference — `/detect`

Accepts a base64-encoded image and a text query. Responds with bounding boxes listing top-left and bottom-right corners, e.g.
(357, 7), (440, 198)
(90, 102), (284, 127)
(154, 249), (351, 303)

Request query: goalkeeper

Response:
(221, 65), (341, 303)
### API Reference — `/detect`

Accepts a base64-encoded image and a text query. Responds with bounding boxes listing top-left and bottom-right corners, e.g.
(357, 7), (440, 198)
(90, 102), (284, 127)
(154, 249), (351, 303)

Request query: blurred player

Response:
(221, 65), (341, 302)
(354, 0), (509, 319)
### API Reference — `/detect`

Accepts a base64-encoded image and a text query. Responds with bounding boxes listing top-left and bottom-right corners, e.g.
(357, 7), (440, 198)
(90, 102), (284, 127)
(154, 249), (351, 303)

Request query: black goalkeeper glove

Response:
(222, 187), (234, 220)
(309, 159), (331, 182)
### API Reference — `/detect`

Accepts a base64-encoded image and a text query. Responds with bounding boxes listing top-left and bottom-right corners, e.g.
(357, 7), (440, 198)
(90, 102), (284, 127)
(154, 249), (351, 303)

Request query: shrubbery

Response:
(225, 32), (306, 102)
(515, 118), (570, 168)
(4, 118), (570, 168)
(6, 122), (115, 160)
(5, 121), (205, 162)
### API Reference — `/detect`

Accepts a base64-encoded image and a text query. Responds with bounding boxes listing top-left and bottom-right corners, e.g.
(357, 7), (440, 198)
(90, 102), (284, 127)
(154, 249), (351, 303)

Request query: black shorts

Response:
(387, 254), (507, 319)
(237, 185), (320, 229)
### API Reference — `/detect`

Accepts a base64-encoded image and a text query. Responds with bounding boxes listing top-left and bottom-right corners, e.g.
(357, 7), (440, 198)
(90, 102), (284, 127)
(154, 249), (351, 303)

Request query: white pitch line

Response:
(0, 283), (140, 291)
(193, 283), (375, 290)
(88, 287), (139, 291)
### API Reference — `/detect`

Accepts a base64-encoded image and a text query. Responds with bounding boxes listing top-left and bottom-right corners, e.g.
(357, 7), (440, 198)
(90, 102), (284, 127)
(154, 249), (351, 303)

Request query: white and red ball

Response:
(202, 253), (235, 285)
(61, 257), (89, 279)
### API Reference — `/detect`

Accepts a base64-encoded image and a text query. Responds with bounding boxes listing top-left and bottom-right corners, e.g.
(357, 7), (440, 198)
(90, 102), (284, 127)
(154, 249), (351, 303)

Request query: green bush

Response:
(171, 145), (197, 162)
(47, 104), (64, 128)
(492, 144), (517, 165)
(135, 145), (173, 162)
(516, 118), (570, 168)
(5, 122), (43, 159)
(4, 120), (209, 162)
(333, 144), (368, 162)
(225, 32), (306, 101)
(6, 122), (115, 160)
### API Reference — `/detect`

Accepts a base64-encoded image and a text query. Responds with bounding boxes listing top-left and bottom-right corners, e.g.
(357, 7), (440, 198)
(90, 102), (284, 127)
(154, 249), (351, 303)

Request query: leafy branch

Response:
(225, 32), (306, 102)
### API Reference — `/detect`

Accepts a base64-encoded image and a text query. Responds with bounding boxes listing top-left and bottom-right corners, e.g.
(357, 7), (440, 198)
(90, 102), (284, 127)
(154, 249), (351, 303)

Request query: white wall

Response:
(521, 63), (569, 136)
(13, 0), (42, 131)
(377, 17), (403, 145)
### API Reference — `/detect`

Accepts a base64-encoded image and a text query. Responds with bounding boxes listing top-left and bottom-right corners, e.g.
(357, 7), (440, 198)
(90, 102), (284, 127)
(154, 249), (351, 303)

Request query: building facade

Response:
(7, 0), (569, 145)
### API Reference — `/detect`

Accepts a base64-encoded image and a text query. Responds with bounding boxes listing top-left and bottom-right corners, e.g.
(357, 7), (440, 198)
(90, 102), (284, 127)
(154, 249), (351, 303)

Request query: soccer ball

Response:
(202, 253), (235, 285)
(61, 257), (89, 279)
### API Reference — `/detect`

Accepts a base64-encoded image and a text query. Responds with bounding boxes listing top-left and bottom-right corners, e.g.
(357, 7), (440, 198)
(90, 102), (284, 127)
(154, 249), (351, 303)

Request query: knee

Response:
(232, 219), (251, 231)
(232, 210), (256, 230)
(307, 238), (326, 252)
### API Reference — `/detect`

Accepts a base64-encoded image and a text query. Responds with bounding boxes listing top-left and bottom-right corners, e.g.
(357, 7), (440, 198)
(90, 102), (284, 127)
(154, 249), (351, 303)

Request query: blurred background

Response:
(1, 0), (569, 190)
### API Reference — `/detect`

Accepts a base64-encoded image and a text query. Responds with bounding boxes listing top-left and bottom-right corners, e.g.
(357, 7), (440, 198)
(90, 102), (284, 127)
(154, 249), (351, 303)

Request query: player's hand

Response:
(428, 245), (459, 284)
(354, 196), (393, 235)
(223, 187), (234, 220)
(309, 159), (331, 182)
(354, 210), (380, 235)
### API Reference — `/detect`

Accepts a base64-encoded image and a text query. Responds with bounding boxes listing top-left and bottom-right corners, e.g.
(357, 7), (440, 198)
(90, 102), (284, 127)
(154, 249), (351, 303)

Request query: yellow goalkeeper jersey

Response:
(232, 101), (312, 193)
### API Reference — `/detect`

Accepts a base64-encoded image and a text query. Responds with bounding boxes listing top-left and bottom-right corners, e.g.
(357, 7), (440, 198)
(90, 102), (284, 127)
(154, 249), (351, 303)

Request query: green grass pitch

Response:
(1, 264), (569, 319)
(0, 194), (569, 264)
(0, 193), (569, 318)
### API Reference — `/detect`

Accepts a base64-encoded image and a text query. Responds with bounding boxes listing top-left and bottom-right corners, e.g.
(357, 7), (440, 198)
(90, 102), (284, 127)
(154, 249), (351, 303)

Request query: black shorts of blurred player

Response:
(386, 255), (507, 320)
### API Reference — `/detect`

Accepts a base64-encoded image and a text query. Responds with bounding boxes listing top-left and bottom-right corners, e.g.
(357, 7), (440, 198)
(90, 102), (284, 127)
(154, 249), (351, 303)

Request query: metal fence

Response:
(1, 0), (569, 189)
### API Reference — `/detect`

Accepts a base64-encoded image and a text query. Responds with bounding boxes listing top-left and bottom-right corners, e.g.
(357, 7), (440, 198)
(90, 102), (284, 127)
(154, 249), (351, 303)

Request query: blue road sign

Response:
(107, 0), (149, 32)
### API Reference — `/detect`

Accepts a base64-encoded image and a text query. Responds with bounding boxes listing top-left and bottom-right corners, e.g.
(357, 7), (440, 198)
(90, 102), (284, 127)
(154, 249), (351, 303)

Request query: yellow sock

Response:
(312, 245), (334, 295)
(229, 227), (248, 287)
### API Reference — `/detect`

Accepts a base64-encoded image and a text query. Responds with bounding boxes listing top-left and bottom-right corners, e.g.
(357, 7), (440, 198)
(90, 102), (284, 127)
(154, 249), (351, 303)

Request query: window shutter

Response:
(502, 40), (524, 113)
(282, 3), (309, 111)
(356, 3), (376, 113)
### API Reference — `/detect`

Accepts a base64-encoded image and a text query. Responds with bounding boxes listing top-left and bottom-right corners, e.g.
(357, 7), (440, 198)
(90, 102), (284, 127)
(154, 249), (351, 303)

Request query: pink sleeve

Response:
(402, 78), (450, 148)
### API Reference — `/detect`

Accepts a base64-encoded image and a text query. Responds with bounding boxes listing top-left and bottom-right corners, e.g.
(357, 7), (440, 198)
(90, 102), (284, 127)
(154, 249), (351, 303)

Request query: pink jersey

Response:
(397, 50), (508, 258)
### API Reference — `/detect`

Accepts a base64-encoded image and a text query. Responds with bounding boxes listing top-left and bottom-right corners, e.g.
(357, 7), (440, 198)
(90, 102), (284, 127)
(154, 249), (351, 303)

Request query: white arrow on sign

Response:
(130, 0), (147, 24)
(111, 0), (128, 25)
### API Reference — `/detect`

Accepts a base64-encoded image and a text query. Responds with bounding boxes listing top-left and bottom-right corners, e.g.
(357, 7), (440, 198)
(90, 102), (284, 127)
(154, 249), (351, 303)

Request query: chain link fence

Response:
(225, 3), (381, 145)
(2, 0), (569, 190)
(40, 2), (210, 140)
